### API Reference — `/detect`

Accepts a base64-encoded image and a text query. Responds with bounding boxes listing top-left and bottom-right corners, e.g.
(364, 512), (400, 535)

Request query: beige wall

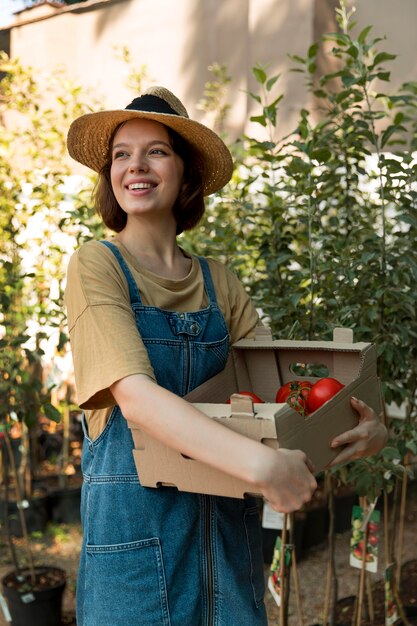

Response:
(352, 0), (417, 93)
(6, 0), (313, 140)
(4, 0), (417, 141)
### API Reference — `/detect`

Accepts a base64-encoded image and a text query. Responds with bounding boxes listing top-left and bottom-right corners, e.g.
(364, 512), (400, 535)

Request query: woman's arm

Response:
(111, 373), (318, 513)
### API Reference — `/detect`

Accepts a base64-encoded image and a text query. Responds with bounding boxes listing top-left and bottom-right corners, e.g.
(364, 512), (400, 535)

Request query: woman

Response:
(65, 86), (387, 626)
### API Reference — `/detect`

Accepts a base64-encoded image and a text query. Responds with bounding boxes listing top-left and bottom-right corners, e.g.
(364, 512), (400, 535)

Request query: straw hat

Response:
(67, 86), (233, 196)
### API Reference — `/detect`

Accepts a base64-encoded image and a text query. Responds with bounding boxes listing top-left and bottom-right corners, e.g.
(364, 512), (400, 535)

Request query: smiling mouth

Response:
(128, 182), (155, 190)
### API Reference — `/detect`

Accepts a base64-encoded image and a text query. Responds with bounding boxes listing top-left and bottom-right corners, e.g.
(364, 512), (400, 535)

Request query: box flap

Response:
(333, 327), (353, 343)
(233, 337), (371, 351)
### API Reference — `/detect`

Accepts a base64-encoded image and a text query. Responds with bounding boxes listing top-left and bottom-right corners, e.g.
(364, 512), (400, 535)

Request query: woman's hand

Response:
(326, 397), (388, 468)
(257, 447), (318, 513)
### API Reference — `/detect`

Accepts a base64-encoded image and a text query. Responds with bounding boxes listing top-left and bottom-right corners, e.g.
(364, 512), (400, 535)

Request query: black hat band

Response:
(125, 94), (180, 116)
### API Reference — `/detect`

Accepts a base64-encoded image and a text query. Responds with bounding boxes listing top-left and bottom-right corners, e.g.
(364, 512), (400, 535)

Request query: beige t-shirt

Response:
(64, 239), (260, 439)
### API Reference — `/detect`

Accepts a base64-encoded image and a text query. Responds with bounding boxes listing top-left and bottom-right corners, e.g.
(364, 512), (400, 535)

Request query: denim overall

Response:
(77, 241), (267, 626)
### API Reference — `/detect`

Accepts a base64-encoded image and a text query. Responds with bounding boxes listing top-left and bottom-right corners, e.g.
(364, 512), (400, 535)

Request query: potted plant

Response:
(0, 269), (65, 626)
(0, 136), (65, 624)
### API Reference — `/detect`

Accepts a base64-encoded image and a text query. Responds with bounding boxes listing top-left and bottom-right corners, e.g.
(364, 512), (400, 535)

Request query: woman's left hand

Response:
(326, 396), (388, 468)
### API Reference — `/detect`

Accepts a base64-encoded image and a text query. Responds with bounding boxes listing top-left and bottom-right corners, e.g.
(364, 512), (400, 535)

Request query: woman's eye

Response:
(150, 148), (167, 155)
(113, 150), (128, 160)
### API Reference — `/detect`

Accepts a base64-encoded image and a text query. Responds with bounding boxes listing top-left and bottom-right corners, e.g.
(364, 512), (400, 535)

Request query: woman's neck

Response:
(115, 222), (191, 279)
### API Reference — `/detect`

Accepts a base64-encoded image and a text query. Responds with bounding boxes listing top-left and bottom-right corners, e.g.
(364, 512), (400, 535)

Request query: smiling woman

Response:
(63, 85), (386, 626)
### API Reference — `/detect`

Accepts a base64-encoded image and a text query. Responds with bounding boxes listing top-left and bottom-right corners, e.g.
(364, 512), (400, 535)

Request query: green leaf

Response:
(372, 52), (397, 66)
(324, 32), (351, 47)
(266, 76), (279, 92)
(252, 66), (267, 84)
(248, 91), (262, 104)
(249, 115), (267, 127)
(346, 44), (359, 59)
(358, 25), (373, 44)
(399, 213), (417, 228)
(43, 403), (61, 423)
(311, 148), (331, 163)
(376, 71), (391, 82)
(288, 54), (305, 65)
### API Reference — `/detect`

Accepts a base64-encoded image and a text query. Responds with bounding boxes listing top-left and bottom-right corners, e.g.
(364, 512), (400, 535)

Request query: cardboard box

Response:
(129, 327), (382, 498)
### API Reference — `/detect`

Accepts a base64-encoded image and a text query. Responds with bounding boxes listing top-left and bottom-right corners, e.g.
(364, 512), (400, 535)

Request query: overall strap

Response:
(100, 240), (143, 305)
(198, 257), (219, 306)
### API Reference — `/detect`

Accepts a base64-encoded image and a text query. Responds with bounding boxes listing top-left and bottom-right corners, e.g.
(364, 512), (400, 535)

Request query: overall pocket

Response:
(244, 506), (266, 608)
(84, 537), (171, 626)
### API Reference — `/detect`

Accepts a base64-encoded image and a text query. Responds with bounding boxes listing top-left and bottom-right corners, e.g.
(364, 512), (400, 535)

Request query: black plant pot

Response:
(401, 559), (417, 618)
(6, 494), (49, 537)
(262, 511), (306, 564)
(2, 566), (66, 626)
(302, 504), (329, 552)
(333, 489), (358, 534)
(47, 486), (81, 524)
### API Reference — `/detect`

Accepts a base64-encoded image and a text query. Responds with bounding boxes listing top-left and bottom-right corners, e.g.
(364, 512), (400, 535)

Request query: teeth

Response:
(128, 183), (153, 190)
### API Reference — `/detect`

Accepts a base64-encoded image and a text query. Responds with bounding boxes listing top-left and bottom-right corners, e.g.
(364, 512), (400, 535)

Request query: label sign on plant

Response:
(268, 536), (293, 607)
(0, 592), (12, 622)
(384, 564), (399, 626)
(262, 502), (289, 530)
(21, 593), (35, 604)
(349, 505), (380, 574)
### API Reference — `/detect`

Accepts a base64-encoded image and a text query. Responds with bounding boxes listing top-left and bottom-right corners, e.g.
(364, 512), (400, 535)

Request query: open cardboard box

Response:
(129, 327), (382, 498)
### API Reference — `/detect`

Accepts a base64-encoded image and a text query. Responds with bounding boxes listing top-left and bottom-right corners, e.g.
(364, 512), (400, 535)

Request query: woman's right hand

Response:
(257, 447), (317, 513)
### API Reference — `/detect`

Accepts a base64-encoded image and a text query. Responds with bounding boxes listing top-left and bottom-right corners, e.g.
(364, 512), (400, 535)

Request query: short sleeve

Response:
(64, 241), (155, 409)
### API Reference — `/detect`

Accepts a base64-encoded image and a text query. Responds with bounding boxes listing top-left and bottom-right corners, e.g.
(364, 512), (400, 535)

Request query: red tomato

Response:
(275, 380), (312, 403)
(275, 380), (313, 416)
(368, 534), (379, 546)
(306, 377), (345, 413)
(353, 546), (363, 559)
(227, 391), (264, 403)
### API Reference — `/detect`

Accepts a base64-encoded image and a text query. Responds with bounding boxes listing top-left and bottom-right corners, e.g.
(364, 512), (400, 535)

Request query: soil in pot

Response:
(401, 559), (417, 617)
(333, 582), (417, 626)
(2, 565), (66, 626)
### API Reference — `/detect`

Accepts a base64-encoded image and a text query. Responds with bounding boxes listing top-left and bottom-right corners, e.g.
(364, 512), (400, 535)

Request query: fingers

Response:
(263, 449), (318, 513)
(327, 410), (388, 468)
(330, 397), (377, 448)
(326, 447), (360, 468)
(331, 426), (367, 449)
(350, 396), (376, 420)
(305, 456), (317, 475)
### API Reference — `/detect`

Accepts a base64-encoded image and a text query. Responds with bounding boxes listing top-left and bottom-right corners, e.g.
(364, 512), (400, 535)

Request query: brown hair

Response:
(93, 125), (205, 235)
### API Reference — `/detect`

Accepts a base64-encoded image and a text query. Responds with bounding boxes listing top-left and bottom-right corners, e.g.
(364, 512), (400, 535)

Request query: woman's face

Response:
(110, 118), (184, 225)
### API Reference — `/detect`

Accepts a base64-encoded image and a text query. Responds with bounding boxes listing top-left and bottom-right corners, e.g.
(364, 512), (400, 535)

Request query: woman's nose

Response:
(129, 153), (149, 172)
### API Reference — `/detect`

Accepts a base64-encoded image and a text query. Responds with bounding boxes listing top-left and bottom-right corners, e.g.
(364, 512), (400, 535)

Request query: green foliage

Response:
(197, 63), (232, 135)
(113, 46), (150, 95)
(0, 52), (103, 433)
(182, 3), (417, 500)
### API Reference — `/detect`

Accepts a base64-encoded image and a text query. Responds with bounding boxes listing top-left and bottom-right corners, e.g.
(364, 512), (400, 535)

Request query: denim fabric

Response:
(76, 241), (267, 626)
